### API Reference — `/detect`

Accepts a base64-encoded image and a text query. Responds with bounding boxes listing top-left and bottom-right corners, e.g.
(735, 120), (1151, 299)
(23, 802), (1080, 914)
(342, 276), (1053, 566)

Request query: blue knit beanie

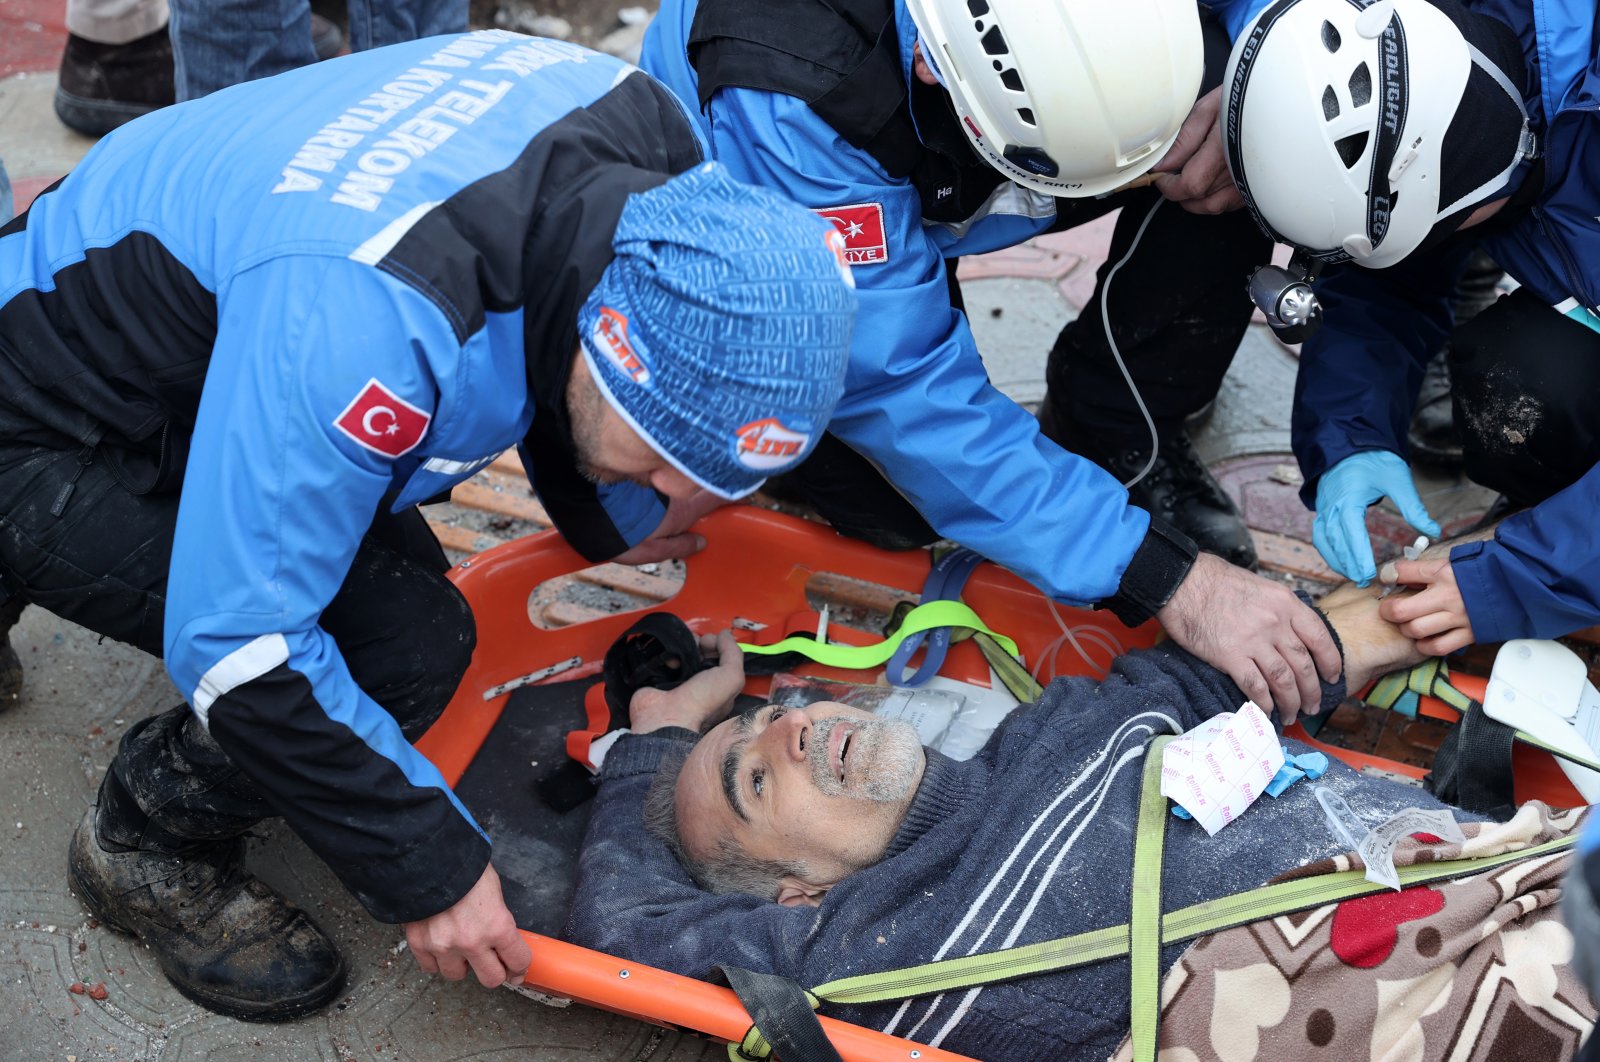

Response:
(578, 162), (857, 499)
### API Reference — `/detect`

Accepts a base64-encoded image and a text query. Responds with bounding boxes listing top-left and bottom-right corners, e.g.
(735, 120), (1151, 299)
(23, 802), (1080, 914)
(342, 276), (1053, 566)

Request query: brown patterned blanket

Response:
(1112, 803), (1595, 1061)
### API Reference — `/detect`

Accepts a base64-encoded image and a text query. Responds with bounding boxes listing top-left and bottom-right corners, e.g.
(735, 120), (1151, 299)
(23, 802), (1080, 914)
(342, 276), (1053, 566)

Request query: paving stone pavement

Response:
(0, 3), (1498, 1059)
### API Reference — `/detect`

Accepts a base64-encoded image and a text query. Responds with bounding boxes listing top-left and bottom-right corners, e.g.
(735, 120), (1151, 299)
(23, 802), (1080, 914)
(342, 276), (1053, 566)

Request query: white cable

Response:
(1031, 597), (1130, 683)
(1099, 196), (1166, 488)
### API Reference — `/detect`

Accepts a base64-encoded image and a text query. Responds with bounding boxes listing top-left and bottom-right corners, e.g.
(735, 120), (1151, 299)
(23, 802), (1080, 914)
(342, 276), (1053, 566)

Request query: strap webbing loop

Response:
(719, 965), (841, 1062)
(740, 600), (1021, 669)
(1129, 735), (1173, 1062)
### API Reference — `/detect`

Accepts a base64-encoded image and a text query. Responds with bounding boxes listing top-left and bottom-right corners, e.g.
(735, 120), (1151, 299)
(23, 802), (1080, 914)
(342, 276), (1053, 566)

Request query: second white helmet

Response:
(1223, 0), (1534, 269)
(904, 0), (1205, 198)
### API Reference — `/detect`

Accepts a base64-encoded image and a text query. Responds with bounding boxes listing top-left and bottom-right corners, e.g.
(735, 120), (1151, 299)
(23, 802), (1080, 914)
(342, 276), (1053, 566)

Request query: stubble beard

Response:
(808, 716), (922, 802)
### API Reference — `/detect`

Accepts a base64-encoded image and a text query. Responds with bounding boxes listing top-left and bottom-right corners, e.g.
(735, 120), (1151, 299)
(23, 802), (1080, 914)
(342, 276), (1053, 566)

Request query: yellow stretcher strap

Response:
(1367, 658), (1475, 714)
(739, 600), (1022, 669)
(1129, 735), (1173, 1062)
(973, 630), (1046, 704)
(1368, 661), (1600, 774)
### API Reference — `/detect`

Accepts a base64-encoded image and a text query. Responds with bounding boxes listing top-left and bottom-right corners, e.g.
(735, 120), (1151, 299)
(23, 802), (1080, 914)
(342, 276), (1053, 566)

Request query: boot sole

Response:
(53, 88), (160, 138)
(68, 848), (347, 1022)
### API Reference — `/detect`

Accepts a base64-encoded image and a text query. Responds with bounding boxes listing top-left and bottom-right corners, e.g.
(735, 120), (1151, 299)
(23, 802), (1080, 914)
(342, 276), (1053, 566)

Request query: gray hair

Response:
(642, 745), (807, 900)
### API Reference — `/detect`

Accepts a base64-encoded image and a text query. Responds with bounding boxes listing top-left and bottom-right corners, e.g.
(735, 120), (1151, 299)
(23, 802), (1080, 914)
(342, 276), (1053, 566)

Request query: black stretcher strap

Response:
(1425, 699), (1518, 820)
(720, 965), (844, 1062)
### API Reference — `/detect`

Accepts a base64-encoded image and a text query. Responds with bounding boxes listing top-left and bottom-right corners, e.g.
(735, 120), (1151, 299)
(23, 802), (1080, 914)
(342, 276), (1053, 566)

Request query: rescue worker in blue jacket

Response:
(1224, 0), (1600, 654)
(0, 30), (857, 1020)
(638, 0), (1345, 721)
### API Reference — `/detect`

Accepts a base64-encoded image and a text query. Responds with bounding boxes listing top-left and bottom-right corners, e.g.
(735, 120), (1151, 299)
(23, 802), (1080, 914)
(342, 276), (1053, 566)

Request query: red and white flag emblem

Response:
(814, 202), (888, 265)
(334, 378), (431, 458)
(736, 418), (812, 472)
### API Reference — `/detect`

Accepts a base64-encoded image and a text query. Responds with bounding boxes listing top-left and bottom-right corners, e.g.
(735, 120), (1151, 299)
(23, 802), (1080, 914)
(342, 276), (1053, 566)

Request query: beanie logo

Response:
(592, 307), (650, 384)
(735, 418), (811, 471)
(333, 378), (431, 458)
(815, 203), (888, 265)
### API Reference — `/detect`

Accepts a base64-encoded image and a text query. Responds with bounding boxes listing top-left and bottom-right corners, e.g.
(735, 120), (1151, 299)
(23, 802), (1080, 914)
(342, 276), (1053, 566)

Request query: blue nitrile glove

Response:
(1313, 451), (1440, 586)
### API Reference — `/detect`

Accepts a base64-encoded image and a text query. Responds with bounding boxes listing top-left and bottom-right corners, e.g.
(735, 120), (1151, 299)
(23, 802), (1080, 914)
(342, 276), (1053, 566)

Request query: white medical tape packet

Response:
(1160, 702), (1284, 836)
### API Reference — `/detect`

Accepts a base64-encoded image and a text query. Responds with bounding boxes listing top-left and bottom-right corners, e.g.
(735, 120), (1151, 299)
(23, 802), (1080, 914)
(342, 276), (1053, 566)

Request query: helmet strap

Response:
(1433, 41), (1535, 219)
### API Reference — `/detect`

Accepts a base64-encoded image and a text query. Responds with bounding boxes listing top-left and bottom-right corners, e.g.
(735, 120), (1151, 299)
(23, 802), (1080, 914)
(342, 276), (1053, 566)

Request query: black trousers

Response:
(0, 443), (475, 851)
(1451, 289), (1600, 507)
(1042, 188), (1271, 451)
(778, 190), (1271, 549)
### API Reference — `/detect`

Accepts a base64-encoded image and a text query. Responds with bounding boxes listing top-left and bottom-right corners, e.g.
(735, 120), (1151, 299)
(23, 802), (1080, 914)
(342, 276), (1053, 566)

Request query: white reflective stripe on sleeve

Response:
(191, 633), (291, 724)
(349, 201), (441, 266)
(422, 453), (498, 476)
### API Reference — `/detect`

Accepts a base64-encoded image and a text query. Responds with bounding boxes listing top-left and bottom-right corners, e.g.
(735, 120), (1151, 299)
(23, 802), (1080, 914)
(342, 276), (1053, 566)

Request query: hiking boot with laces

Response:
(1101, 432), (1256, 570)
(68, 807), (346, 1021)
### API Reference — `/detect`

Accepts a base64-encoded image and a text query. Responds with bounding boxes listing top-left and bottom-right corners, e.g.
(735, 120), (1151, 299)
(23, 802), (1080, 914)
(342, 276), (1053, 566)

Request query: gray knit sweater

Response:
(565, 641), (1469, 1060)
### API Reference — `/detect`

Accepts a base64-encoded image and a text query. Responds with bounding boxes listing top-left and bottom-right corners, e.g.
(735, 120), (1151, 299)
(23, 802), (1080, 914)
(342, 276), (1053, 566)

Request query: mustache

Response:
(806, 716), (921, 801)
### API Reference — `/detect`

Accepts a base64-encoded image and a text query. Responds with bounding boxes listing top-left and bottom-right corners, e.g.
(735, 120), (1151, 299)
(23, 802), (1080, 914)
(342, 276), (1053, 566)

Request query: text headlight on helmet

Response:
(905, 0), (1204, 198)
(1225, 0), (1481, 269)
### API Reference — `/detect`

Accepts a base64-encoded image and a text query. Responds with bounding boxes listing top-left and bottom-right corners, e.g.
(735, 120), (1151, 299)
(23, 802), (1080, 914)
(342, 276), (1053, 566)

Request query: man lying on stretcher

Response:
(564, 585), (1595, 1061)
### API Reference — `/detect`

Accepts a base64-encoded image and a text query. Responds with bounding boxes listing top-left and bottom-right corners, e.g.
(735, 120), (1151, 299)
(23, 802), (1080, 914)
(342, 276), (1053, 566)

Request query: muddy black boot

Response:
(1111, 432), (1257, 570)
(1042, 397), (1256, 570)
(68, 797), (346, 1021)
(54, 27), (176, 137)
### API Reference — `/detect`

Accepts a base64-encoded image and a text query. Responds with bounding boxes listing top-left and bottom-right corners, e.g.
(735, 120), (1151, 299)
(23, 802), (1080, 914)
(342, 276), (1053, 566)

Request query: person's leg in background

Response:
(168, 0), (316, 102)
(56, 0), (174, 136)
(1450, 289), (1600, 507)
(171, 0), (464, 103)
(1035, 9), (1272, 570)
(0, 443), (473, 1018)
(1407, 249), (1504, 467)
(1037, 190), (1271, 569)
(344, 0), (468, 52)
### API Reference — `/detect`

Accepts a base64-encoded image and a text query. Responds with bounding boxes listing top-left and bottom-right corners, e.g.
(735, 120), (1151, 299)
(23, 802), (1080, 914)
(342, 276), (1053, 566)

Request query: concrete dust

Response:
(1464, 370), (1543, 451)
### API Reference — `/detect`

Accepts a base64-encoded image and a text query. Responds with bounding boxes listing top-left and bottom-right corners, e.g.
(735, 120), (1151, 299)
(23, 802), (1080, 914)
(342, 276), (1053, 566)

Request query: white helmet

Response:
(904, 0), (1205, 198)
(1224, 0), (1535, 269)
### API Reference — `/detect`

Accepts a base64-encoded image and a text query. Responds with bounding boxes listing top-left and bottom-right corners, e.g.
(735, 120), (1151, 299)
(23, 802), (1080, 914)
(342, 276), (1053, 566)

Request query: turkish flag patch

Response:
(333, 378), (431, 458)
(814, 202), (889, 265)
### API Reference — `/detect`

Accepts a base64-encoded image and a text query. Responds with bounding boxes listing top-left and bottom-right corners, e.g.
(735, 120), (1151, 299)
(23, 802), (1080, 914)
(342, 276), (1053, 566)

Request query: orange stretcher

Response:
(413, 505), (1583, 1060)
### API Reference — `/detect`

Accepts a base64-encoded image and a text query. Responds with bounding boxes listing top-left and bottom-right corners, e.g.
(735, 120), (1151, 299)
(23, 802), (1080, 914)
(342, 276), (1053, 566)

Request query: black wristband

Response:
(1297, 589), (1350, 713)
(1098, 518), (1200, 628)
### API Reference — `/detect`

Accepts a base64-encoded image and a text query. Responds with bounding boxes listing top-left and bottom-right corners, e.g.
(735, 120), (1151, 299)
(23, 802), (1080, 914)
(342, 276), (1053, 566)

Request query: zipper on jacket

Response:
(1532, 204), (1592, 312)
(49, 442), (96, 518)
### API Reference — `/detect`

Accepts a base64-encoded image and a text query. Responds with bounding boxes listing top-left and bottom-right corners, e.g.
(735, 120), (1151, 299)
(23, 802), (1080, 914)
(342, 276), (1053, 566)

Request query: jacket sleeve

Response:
(563, 730), (813, 979)
(701, 86), (1180, 612)
(1291, 243), (1475, 504)
(1451, 461), (1600, 641)
(1203, 0), (1281, 39)
(163, 256), (490, 924)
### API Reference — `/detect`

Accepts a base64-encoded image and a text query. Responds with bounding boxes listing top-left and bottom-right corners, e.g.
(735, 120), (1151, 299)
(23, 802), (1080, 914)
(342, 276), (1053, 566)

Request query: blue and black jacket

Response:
(640, 0), (1266, 622)
(1290, 0), (1600, 642)
(0, 31), (704, 921)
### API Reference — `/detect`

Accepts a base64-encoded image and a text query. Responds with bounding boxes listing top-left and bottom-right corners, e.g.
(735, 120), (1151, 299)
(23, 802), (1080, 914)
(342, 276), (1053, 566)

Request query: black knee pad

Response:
(1451, 289), (1600, 505)
(324, 541), (478, 740)
(388, 575), (476, 741)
